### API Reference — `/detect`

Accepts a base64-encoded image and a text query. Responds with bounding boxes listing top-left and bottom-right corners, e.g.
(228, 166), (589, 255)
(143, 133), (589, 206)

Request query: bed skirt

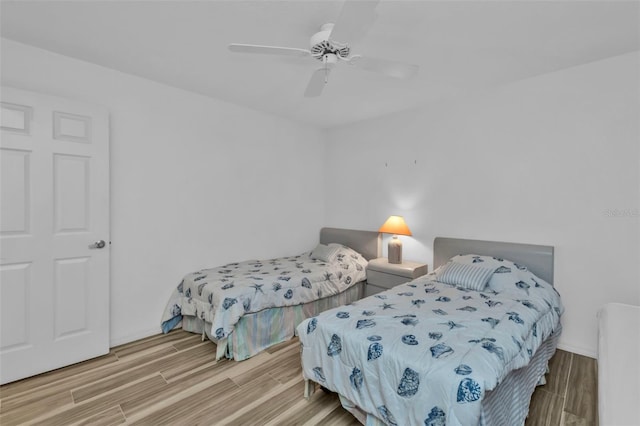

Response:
(181, 281), (364, 361)
(335, 323), (562, 426)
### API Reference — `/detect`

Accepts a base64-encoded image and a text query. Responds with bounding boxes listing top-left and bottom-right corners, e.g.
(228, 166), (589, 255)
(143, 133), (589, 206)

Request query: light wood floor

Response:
(0, 330), (597, 425)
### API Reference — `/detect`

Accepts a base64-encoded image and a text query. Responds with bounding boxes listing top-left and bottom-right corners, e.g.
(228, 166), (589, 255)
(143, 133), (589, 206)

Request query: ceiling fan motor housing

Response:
(309, 23), (350, 61)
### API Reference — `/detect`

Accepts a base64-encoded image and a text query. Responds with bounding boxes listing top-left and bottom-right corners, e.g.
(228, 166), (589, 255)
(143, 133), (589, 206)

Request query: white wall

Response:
(3, 37), (638, 356)
(324, 52), (640, 357)
(1, 39), (327, 346)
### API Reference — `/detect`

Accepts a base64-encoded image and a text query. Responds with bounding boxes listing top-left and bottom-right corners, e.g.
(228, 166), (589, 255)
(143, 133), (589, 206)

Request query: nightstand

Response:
(365, 258), (429, 297)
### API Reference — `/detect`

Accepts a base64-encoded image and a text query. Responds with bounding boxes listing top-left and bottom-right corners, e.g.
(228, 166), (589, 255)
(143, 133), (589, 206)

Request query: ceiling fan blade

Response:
(304, 69), (330, 98)
(329, 0), (380, 44)
(351, 56), (419, 79)
(228, 44), (311, 57)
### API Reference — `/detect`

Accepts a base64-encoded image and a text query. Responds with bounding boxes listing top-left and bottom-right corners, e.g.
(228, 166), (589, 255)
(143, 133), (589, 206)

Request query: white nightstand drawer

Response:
(365, 283), (387, 297)
(367, 270), (413, 289)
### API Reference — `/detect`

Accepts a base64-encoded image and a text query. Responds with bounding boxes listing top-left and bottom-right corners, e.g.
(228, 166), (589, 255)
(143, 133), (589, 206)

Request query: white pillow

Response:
(487, 261), (553, 295)
(329, 244), (368, 264)
(309, 244), (341, 262)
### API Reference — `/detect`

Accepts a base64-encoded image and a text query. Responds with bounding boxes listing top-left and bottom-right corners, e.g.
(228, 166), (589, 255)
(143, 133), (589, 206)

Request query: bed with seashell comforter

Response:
(297, 237), (564, 426)
(161, 228), (380, 361)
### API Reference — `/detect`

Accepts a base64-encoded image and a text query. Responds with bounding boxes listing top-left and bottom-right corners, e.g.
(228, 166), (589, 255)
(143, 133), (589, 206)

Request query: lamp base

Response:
(388, 236), (402, 264)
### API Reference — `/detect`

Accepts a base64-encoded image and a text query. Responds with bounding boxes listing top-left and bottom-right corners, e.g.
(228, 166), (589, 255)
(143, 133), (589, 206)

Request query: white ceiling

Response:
(2, 0), (639, 129)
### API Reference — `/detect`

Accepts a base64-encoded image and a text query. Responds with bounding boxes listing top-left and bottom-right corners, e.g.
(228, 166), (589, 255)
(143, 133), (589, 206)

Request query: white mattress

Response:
(598, 302), (640, 426)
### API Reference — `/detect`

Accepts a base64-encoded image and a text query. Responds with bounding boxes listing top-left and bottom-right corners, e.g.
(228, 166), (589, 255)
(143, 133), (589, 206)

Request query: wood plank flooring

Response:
(0, 330), (597, 425)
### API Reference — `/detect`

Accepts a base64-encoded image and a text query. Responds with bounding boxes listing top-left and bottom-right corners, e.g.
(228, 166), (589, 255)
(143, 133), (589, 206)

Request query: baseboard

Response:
(557, 342), (597, 359)
(110, 327), (162, 348)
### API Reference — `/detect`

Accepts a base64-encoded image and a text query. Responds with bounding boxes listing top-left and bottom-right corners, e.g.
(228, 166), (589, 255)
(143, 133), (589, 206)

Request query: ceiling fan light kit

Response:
(309, 23), (350, 61)
(228, 0), (419, 97)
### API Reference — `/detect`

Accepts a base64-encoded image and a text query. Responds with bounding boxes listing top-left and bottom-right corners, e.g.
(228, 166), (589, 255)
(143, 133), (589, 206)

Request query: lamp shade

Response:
(378, 215), (412, 236)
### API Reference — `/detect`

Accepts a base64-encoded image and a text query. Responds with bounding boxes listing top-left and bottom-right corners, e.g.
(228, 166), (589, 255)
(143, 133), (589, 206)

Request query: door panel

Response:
(0, 263), (31, 349)
(0, 86), (110, 384)
(54, 154), (91, 232)
(54, 256), (90, 339)
(1, 149), (30, 234)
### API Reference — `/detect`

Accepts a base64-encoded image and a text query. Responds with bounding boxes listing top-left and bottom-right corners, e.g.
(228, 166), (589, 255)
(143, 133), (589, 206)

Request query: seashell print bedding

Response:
(298, 263), (563, 426)
(161, 245), (367, 343)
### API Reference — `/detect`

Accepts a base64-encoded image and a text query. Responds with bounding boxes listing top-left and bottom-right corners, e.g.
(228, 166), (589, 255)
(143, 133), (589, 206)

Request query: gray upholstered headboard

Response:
(320, 227), (381, 261)
(433, 237), (554, 285)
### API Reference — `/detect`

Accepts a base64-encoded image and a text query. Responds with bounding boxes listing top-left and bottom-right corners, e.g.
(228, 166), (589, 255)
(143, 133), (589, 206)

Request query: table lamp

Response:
(378, 215), (412, 264)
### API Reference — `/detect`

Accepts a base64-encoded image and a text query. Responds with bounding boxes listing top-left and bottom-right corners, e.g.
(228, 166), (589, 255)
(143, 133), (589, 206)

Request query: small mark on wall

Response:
(384, 160), (418, 168)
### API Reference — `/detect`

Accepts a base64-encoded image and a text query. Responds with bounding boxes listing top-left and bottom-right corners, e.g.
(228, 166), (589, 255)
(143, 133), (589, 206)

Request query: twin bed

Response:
(298, 237), (563, 426)
(161, 227), (380, 360)
(162, 229), (564, 425)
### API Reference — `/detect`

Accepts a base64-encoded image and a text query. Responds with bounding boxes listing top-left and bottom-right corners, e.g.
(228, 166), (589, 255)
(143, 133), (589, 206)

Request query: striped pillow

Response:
(435, 261), (496, 291)
(309, 244), (341, 263)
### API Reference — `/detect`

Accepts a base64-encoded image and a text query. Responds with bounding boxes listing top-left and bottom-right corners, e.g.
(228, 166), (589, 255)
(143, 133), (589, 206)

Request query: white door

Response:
(0, 86), (110, 384)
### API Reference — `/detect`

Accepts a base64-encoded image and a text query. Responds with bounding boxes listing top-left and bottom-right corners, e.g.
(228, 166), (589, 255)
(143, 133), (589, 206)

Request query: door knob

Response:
(89, 240), (106, 249)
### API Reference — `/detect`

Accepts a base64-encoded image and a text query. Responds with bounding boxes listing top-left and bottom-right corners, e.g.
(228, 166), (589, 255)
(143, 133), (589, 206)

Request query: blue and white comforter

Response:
(161, 246), (367, 342)
(297, 266), (563, 426)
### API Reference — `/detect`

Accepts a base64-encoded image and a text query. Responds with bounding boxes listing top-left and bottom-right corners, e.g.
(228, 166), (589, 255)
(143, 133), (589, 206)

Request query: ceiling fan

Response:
(228, 0), (419, 97)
